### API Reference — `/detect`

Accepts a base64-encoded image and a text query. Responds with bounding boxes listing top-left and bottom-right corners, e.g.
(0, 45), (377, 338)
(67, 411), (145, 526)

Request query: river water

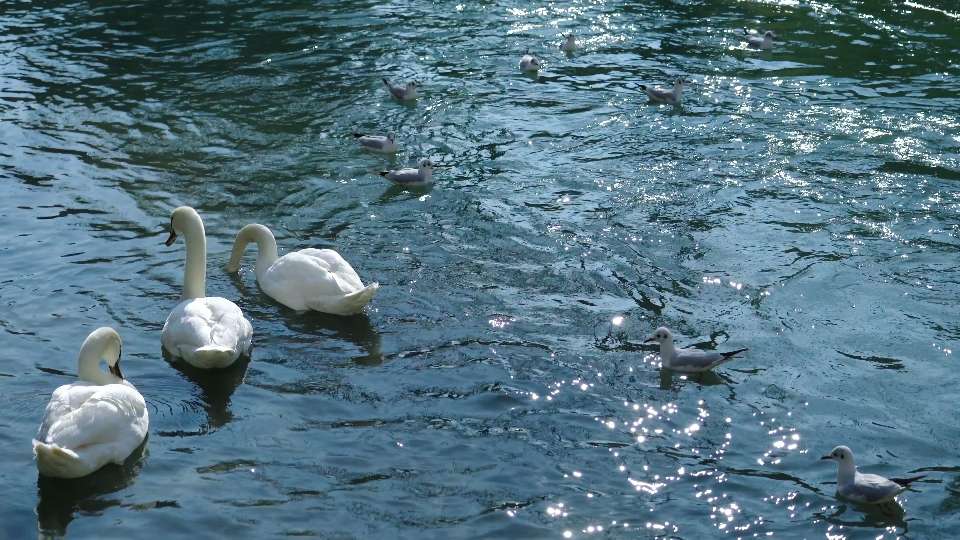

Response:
(1, 1), (958, 538)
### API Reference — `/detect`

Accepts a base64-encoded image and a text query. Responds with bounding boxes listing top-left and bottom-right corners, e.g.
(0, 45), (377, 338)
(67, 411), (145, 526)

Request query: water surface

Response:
(1, 1), (958, 538)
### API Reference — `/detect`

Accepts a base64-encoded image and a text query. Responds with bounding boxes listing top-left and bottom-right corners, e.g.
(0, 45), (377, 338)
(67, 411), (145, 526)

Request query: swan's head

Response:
(644, 326), (674, 345)
(166, 206), (199, 246)
(821, 445), (854, 463)
(80, 327), (124, 380)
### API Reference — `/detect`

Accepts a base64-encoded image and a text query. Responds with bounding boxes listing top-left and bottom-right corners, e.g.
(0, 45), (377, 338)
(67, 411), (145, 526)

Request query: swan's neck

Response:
(181, 213), (207, 299)
(837, 460), (857, 486)
(78, 341), (121, 385)
(227, 224), (279, 280)
(659, 340), (675, 367)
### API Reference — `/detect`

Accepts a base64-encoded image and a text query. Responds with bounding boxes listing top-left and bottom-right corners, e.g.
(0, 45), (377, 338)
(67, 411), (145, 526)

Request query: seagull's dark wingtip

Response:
(353, 132), (364, 138)
(378, 171), (389, 177)
(722, 348), (749, 359)
(891, 475), (925, 487)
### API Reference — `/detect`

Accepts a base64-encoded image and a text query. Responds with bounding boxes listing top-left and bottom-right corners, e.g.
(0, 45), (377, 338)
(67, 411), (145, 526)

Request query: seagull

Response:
(638, 78), (686, 105)
(382, 78), (418, 101)
(821, 446), (925, 504)
(644, 327), (747, 372)
(379, 159), (434, 187)
(519, 53), (541, 72)
(560, 33), (577, 53)
(354, 132), (398, 153)
(746, 29), (776, 50)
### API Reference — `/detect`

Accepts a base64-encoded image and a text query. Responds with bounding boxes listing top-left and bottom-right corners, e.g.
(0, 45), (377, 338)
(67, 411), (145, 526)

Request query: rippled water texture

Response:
(1, 1), (959, 538)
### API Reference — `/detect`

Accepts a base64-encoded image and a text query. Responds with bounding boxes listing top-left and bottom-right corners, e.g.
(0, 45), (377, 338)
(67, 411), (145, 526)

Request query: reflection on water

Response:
(284, 312), (383, 366)
(36, 440), (148, 539)
(164, 352), (249, 431)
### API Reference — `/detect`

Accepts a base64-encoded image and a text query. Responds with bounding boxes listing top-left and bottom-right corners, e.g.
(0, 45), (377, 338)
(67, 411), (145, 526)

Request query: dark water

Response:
(1, 0), (959, 538)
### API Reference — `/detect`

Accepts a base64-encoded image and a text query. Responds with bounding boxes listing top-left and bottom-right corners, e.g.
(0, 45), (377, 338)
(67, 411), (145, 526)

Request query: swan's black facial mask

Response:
(108, 343), (124, 379)
(165, 217), (177, 246)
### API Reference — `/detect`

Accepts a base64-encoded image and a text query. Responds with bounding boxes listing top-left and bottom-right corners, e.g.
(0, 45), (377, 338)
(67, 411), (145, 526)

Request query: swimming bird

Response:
(746, 30), (776, 50)
(354, 132), (398, 154)
(519, 53), (541, 72)
(821, 446), (925, 504)
(644, 327), (747, 372)
(33, 327), (149, 479)
(162, 206), (253, 369)
(226, 224), (379, 315)
(560, 33), (577, 53)
(639, 78), (686, 105)
(379, 158), (434, 187)
(382, 78), (418, 101)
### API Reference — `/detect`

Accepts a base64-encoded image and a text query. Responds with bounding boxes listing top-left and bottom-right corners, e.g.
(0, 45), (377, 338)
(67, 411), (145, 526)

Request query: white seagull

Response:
(379, 158), (434, 187)
(644, 326), (747, 373)
(33, 327), (149, 479)
(820, 446), (925, 504)
(354, 132), (398, 153)
(746, 30), (776, 50)
(519, 53), (541, 72)
(560, 33), (577, 53)
(639, 78), (686, 105)
(382, 78), (418, 101)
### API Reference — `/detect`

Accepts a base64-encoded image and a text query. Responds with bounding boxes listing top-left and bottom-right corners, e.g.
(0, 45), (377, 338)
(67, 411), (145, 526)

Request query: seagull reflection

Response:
(815, 499), (907, 531)
(164, 349), (249, 429)
(37, 439), (147, 538)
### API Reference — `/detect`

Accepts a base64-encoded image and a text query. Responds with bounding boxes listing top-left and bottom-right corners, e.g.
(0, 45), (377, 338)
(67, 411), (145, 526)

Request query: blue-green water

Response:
(1, 1), (959, 538)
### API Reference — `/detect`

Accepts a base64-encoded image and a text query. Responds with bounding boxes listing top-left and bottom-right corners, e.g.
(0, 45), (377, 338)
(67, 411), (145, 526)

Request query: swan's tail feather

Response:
(34, 440), (84, 478)
(308, 283), (379, 316)
(190, 345), (238, 369)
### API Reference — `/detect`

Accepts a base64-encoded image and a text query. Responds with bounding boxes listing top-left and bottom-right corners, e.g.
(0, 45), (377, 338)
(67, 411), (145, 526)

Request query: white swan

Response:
(162, 206), (253, 368)
(33, 327), (149, 479)
(226, 224), (379, 315)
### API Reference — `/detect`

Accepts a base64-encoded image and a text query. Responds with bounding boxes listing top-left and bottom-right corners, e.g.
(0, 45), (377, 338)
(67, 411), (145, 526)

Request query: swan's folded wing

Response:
(41, 384), (146, 450)
(288, 250), (366, 292)
(164, 298), (252, 354)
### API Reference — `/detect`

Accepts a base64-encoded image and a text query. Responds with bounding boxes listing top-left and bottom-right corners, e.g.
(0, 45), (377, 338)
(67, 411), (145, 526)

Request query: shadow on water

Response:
(163, 350), (250, 430)
(36, 439), (148, 539)
(282, 311), (384, 366)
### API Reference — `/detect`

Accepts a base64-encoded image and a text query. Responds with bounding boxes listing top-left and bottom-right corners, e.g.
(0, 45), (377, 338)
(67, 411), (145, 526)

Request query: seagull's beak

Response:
(164, 229), (177, 246)
(820, 455), (833, 461)
(643, 336), (657, 344)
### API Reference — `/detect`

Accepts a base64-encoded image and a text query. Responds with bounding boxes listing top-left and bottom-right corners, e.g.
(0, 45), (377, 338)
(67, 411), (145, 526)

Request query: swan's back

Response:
(260, 249), (372, 312)
(34, 381), (148, 478)
(162, 297), (253, 368)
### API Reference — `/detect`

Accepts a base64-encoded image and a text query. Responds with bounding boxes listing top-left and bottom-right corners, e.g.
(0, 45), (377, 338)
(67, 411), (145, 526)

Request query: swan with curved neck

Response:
(226, 223), (378, 315)
(33, 327), (149, 479)
(162, 206), (253, 368)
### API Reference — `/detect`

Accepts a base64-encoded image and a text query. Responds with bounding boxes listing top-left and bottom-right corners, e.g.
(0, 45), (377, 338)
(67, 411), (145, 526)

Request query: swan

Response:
(162, 206), (253, 368)
(226, 224), (379, 315)
(33, 327), (149, 479)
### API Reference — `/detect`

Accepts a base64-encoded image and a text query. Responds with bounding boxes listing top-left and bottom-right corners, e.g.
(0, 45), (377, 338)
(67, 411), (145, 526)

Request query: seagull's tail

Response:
(378, 171), (389, 177)
(382, 78), (391, 89)
(891, 475), (925, 487)
(353, 132), (365, 139)
(638, 84), (647, 91)
(721, 348), (749, 360)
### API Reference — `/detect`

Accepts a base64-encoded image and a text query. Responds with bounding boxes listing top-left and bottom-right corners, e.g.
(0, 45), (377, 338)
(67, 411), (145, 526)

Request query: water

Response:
(1, 0), (958, 538)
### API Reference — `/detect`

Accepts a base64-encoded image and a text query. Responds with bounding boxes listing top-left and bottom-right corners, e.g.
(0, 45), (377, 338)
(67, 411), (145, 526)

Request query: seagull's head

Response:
(387, 132), (396, 141)
(644, 327), (673, 345)
(675, 78), (687, 87)
(821, 445), (853, 463)
(406, 81), (418, 90)
(418, 158), (434, 171)
(764, 30), (777, 39)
